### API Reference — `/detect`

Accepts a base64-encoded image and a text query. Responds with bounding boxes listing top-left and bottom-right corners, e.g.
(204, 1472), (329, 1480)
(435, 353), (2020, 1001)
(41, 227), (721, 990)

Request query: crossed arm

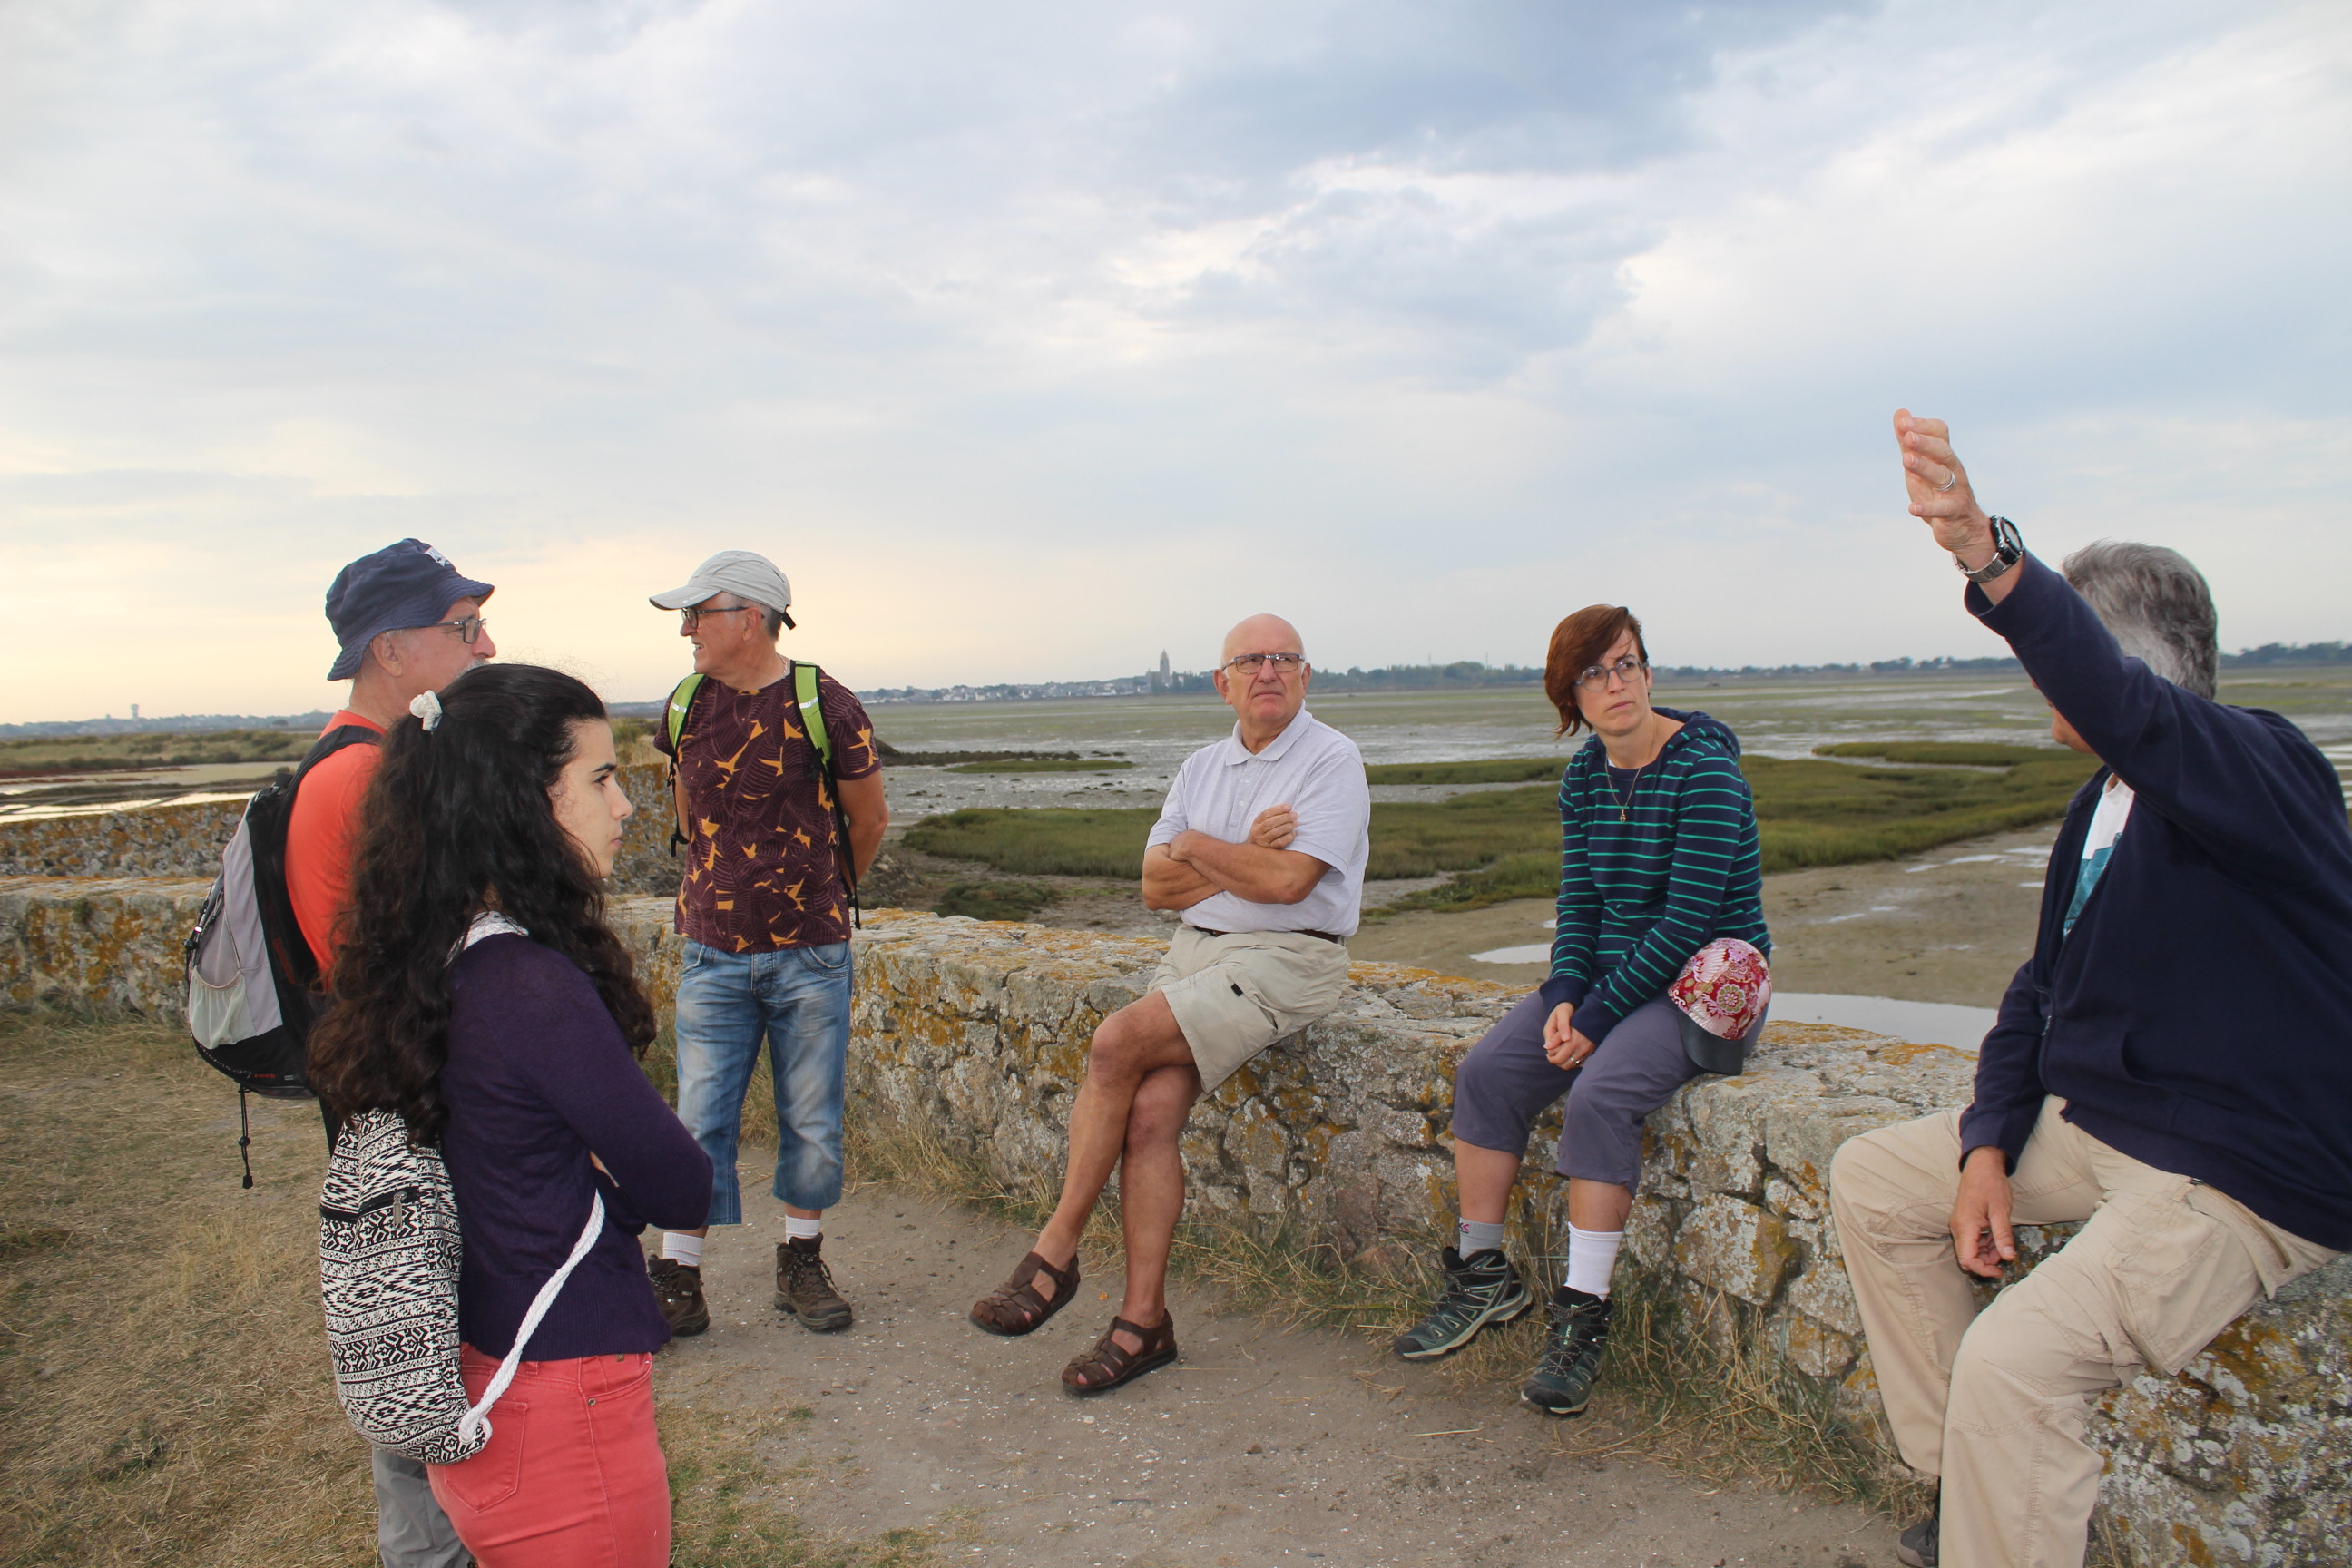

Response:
(1141, 804), (1330, 910)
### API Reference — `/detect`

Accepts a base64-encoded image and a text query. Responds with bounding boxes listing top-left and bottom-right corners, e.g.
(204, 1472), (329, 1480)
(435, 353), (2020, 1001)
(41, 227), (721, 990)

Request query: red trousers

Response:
(426, 1346), (671, 1568)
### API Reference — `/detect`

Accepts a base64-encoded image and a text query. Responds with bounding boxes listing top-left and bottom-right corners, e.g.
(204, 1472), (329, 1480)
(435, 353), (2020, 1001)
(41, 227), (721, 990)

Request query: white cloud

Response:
(0, 0), (2346, 720)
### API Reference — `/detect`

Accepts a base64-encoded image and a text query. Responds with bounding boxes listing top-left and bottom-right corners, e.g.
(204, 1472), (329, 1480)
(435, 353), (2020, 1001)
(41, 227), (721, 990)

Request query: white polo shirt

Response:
(1147, 708), (1371, 937)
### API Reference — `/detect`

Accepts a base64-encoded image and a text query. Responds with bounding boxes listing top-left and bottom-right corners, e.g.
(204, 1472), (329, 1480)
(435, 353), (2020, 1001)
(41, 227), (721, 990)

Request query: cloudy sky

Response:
(4, 0), (2347, 721)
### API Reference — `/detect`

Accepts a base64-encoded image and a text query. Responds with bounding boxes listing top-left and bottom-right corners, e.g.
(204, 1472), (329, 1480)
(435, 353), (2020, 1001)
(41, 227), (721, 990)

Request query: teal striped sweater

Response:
(1537, 708), (1770, 1043)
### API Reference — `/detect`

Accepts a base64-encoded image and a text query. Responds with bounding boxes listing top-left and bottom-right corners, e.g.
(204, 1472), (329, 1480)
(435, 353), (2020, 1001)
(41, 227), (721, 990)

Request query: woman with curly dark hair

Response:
(309, 662), (711, 1568)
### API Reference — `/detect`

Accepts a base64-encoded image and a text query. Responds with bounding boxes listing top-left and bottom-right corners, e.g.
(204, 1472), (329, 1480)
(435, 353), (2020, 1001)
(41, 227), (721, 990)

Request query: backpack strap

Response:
(665, 673), (705, 756)
(268, 722), (385, 996)
(792, 661), (860, 930)
(793, 661), (833, 772)
(663, 674), (707, 857)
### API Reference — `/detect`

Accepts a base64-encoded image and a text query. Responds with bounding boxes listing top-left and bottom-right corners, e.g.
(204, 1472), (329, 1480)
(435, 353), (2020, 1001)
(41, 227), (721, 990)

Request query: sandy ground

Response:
(1348, 828), (2054, 1010)
(659, 1181), (1893, 1568)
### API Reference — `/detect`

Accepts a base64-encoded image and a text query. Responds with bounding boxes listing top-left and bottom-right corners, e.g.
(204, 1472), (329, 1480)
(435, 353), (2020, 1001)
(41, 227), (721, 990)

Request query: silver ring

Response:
(1936, 472), (1958, 493)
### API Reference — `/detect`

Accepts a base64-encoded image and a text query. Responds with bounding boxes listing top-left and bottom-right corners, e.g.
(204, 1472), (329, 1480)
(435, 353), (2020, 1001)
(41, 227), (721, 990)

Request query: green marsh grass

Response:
(1364, 757), (1571, 784)
(901, 742), (2101, 913)
(0, 728), (313, 777)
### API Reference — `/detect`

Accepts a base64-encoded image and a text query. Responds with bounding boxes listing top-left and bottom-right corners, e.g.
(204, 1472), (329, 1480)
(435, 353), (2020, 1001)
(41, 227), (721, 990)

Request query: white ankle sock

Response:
(784, 1215), (823, 1243)
(1457, 1218), (1507, 1257)
(662, 1232), (705, 1269)
(1563, 1224), (1624, 1298)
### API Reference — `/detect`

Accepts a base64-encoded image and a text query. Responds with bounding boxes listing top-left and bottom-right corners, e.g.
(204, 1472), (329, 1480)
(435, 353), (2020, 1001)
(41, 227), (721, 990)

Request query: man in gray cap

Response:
(293, 537), (495, 1568)
(642, 550), (887, 1339)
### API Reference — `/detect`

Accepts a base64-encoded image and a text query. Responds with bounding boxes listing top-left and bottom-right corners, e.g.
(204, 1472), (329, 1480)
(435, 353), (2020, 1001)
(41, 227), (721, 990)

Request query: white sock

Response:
(1563, 1224), (1624, 1298)
(662, 1232), (704, 1269)
(784, 1215), (823, 1243)
(1457, 1218), (1507, 1257)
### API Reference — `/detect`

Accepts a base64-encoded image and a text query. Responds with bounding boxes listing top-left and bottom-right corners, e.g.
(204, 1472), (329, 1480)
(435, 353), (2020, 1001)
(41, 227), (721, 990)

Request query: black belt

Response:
(1192, 926), (1346, 944)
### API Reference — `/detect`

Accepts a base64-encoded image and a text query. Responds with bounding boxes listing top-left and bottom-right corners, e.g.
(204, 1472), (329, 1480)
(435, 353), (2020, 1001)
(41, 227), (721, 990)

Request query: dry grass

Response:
(0, 1013), (940, 1568)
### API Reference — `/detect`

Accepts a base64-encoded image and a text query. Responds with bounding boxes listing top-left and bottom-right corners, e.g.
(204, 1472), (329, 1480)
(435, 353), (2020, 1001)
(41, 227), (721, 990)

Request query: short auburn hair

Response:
(1544, 605), (1648, 738)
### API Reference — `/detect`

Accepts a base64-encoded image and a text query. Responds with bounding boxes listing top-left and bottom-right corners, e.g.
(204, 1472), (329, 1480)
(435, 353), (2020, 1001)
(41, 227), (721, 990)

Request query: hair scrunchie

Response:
(409, 691), (444, 731)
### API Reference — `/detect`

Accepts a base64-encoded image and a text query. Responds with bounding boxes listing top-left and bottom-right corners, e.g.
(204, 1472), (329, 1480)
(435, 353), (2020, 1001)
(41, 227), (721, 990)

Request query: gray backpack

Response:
(317, 916), (604, 1463)
(184, 724), (377, 1183)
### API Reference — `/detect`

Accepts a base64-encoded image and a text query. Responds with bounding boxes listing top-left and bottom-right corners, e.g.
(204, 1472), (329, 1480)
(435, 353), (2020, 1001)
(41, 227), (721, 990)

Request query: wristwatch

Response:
(1956, 515), (2024, 586)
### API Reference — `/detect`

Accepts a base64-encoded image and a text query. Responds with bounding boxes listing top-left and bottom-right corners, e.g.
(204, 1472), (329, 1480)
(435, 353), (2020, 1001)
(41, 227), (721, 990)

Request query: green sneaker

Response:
(1520, 1287), (1613, 1416)
(1391, 1247), (1533, 1361)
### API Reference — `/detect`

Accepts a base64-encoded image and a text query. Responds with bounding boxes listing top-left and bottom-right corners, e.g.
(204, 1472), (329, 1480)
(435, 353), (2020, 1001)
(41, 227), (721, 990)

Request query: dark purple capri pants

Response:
(1451, 989), (1765, 1192)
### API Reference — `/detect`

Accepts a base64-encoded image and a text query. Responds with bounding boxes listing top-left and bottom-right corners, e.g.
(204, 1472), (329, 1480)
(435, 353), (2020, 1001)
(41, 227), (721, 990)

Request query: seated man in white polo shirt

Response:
(968, 612), (1371, 1394)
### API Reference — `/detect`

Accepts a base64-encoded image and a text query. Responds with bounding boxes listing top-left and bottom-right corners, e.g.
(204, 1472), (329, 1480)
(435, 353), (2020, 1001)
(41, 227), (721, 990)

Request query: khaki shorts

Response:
(1150, 926), (1352, 1093)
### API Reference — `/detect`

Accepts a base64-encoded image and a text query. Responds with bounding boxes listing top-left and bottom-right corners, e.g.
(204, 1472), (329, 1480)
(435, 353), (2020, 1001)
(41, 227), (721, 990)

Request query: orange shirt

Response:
(284, 710), (386, 972)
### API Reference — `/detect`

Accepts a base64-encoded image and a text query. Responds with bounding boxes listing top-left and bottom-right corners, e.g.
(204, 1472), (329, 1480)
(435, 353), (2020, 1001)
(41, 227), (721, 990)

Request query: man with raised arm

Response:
(968, 614), (1371, 1394)
(1829, 412), (2352, 1568)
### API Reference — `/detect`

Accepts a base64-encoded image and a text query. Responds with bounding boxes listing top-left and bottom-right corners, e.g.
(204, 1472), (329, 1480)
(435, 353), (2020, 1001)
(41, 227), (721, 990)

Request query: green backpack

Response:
(662, 661), (859, 924)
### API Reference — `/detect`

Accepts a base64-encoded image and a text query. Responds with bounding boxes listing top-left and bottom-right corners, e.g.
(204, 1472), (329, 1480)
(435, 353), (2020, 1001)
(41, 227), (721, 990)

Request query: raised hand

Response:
(1894, 408), (1994, 560)
(1249, 804), (1299, 850)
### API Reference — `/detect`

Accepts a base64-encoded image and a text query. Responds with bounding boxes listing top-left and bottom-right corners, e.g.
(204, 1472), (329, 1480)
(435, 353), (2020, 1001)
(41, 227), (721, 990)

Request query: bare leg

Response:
(1095, 1063), (1202, 1363)
(1566, 1178), (1632, 1233)
(1031, 992), (1196, 1289)
(1454, 1140), (1524, 1226)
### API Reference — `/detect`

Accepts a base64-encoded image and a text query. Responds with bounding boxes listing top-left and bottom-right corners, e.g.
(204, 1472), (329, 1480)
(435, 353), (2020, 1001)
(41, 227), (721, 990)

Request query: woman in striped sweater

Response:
(1392, 604), (1772, 1418)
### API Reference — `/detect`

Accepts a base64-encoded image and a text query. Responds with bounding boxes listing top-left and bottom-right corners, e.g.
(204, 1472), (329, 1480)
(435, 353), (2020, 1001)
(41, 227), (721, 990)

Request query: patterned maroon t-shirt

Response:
(652, 664), (881, 953)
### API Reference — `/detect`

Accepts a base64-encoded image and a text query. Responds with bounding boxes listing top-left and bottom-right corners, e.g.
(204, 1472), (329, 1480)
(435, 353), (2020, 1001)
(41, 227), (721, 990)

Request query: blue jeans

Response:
(673, 938), (853, 1222)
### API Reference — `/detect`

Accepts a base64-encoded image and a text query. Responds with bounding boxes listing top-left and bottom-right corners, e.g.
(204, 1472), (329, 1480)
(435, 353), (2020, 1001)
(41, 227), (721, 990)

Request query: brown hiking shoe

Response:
(776, 1238), (853, 1332)
(647, 1256), (709, 1337)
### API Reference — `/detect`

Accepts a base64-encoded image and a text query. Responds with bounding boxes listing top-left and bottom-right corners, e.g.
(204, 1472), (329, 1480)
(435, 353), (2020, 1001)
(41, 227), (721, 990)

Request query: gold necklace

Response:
(1614, 759), (1649, 822)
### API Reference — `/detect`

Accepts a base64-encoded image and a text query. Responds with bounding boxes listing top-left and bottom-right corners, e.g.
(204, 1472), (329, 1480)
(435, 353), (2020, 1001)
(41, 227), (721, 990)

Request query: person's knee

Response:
(1828, 1124), (1924, 1227)
(1089, 1004), (1163, 1077)
(1125, 1074), (1195, 1149)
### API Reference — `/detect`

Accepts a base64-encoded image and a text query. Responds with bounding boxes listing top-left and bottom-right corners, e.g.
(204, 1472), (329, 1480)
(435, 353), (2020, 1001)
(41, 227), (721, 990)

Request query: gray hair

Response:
(2060, 540), (2218, 699)
(725, 599), (785, 640)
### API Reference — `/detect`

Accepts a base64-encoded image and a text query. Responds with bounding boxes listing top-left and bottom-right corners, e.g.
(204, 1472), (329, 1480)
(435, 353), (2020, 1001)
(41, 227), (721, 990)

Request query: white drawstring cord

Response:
(456, 1191), (605, 1450)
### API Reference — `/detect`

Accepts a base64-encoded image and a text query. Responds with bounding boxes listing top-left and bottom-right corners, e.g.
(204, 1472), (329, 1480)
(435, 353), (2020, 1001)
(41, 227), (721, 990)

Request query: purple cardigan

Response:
(440, 935), (712, 1359)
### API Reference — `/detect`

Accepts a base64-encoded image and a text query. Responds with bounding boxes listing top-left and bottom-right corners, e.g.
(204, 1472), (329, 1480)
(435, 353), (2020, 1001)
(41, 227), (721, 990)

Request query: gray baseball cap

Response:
(647, 550), (796, 629)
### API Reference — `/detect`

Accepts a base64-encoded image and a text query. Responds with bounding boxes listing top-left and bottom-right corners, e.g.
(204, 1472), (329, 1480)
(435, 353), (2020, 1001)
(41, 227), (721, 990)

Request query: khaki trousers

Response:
(1828, 1098), (2337, 1568)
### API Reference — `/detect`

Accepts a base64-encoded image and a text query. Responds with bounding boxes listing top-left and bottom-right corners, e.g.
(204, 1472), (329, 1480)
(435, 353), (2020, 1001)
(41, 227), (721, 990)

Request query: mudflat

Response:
(1348, 827), (2053, 1009)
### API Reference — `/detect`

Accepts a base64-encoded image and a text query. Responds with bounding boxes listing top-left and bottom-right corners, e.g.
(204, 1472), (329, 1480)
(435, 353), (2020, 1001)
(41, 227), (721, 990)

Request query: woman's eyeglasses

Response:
(1574, 654), (1647, 691)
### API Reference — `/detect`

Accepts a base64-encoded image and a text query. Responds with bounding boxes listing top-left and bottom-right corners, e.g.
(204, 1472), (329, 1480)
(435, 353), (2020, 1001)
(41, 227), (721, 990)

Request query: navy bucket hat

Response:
(324, 539), (495, 681)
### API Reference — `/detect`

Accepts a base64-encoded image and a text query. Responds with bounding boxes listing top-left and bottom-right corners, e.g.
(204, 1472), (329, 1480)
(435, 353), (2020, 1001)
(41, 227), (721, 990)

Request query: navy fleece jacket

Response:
(1538, 709), (1771, 1044)
(1963, 554), (2352, 1250)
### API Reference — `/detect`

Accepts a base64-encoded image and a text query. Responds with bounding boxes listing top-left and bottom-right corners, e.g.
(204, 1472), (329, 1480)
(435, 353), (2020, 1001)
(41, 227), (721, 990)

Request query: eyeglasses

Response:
(1221, 652), (1308, 675)
(680, 603), (760, 631)
(1574, 654), (1647, 691)
(423, 615), (489, 645)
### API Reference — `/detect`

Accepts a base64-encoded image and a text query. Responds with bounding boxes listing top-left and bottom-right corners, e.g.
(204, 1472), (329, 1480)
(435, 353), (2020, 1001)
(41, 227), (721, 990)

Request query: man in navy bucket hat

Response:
(296, 537), (495, 1568)
(323, 538), (496, 681)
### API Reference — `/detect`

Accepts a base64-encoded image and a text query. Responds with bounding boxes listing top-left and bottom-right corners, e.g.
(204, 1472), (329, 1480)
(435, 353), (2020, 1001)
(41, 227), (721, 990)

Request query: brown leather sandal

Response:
(1061, 1311), (1179, 1396)
(969, 1251), (1082, 1337)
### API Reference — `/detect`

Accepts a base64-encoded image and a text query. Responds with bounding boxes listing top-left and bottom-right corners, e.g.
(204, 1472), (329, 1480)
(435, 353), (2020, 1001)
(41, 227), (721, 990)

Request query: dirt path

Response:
(659, 1180), (1892, 1567)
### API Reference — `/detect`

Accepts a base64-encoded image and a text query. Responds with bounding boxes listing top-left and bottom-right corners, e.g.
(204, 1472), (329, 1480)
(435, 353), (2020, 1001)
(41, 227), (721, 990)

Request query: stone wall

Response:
(3, 881), (2342, 1564)
(0, 766), (680, 895)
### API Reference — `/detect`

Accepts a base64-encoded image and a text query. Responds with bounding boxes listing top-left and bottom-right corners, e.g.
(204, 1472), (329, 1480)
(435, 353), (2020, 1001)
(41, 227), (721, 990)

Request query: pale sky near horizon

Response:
(4, 0), (2347, 722)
